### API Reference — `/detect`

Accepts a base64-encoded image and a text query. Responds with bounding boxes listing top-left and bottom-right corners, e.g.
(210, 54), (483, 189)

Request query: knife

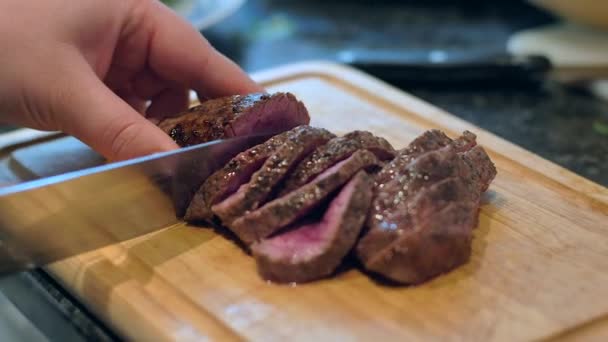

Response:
(0, 133), (273, 275)
(336, 48), (608, 87)
(337, 49), (553, 86)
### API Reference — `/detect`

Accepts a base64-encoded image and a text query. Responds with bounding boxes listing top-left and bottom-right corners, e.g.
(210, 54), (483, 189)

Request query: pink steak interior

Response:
(230, 95), (309, 137)
(255, 175), (358, 262)
(213, 158), (266, 205)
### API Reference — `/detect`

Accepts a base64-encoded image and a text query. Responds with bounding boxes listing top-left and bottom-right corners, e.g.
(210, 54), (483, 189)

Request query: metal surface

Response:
(0, 289), (49, 342)
(337, 49), (608, 85)
(170, 0), (247, 30)
(337, 49), (552, 85)
(0, 272), (104, 342)
(0, 134), (271, 275)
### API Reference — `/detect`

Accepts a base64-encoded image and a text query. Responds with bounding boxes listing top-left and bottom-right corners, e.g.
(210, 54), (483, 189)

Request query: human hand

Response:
(0, 0), (263, 161)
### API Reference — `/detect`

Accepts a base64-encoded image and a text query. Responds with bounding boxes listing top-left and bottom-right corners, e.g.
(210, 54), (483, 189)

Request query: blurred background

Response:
(2, 0), (606, 185)
(0, 1), (606, 341)
(179, 0), (608, 185)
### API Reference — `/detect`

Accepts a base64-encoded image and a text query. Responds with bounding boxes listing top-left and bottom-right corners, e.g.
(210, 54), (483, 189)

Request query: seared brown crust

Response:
(279, 131), (395, 195)
(158, 92), (310, 147)
(158, 93), (262, 146)
(231, 150), (381, 245)
(373, 129), (475, 186)
(356, 177), (471, 266)
(212, 126), (335, 225)
(361, 202), (476, 284)
(461, 145), (497, 193)
(356, 130), (496, 284)
(252, 171), (374, 283)
(368, 147), (465, 230)
(184, 130), (292, 222)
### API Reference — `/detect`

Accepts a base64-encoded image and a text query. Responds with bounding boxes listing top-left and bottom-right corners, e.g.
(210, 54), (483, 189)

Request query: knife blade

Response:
(0, 133), (273, 275)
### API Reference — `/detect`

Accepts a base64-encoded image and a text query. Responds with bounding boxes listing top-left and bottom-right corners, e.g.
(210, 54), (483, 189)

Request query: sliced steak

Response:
(371, 146), (468, 225)
(360, 202), (477, 284)
(184, 130), (292, 222)
(357, 130), (496, 284)
(364, 130), (480, 245)
(374, 129), (476, 186)
(212, 126), (335, 225)
(230, 150), (382, 244)
(158, 92), (310, 147)
(356, 177), (472, 266)
(252, 171), (374, 283)
(461, 145), (497, 194)
(279, 131), (395, 195)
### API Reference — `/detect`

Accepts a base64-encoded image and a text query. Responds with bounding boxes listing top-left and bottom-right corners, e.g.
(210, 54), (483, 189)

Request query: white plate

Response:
(167, 0), (246, 30)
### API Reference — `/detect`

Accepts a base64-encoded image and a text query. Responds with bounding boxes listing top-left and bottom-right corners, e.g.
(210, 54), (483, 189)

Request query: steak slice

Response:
(356, 130), (496, 284)
(230, 150), (382, 244)
(361, 202), (477, 284)
(279, 131), (395, 195)
(374, 129), (476, 186)
(461, 145), (497, 194)
(184, 130), (292, 222)
(362, 130), (480, 251)
(212, 126), (335, 225)
(370, 146), (468, 228)
(356, 177), (473, 267)
(252, 171), (374, 283)
(158, 92), (310, 147)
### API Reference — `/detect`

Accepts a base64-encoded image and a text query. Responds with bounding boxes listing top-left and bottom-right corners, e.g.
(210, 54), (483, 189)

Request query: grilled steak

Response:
(356, 132), (496, 284)
(158, 92), (310, 147)
(279, 131), (395, 195)
(212, 126), (335, 226)
(230, 150), (382, 245)
(184, 130), (292, 222)
(363, 201), (477, 284)
(155, 89), (497, 287)
(460, 145), (497, 194)
(252, 171), (374, 283)
(374, 129), (476, 186)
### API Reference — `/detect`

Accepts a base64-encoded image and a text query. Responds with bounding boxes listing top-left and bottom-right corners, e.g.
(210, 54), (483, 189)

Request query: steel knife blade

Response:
(0, 133), (273, 275)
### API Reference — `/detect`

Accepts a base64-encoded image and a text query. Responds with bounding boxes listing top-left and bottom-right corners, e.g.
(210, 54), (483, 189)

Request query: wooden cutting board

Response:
(32, 62), (608, 341)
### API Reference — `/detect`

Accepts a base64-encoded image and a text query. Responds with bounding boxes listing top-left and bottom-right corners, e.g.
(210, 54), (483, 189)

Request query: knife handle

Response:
(339, 51), (552, 86)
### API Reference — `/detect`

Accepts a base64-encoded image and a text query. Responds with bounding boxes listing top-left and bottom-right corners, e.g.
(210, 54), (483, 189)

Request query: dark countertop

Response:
(408, 84), (608, 184)
(1, 1), (607, 342)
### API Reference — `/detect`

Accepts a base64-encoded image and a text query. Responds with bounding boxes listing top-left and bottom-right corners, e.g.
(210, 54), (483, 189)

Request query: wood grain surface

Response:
(17, 61), (608, 341)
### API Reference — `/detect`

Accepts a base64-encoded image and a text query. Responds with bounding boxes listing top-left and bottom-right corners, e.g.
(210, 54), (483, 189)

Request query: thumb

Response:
(54, 67), (179, 162)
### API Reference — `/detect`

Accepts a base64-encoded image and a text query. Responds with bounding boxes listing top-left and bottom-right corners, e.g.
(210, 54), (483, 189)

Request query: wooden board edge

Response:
(43, 242), (245, 342)
(543, 312), (608, 341)
(251, 60), (608, 205)
(30, 61), (607, 342)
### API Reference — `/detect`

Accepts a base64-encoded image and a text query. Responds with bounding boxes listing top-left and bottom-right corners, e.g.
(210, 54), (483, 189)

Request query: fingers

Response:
(56, 62), (178, 161)
(132, 68), (166, 99)
(146, 1), (265, 99)
(114, 86), (148, 114)
(132, 69), (190, 122)
(146, 87), (189, 122)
